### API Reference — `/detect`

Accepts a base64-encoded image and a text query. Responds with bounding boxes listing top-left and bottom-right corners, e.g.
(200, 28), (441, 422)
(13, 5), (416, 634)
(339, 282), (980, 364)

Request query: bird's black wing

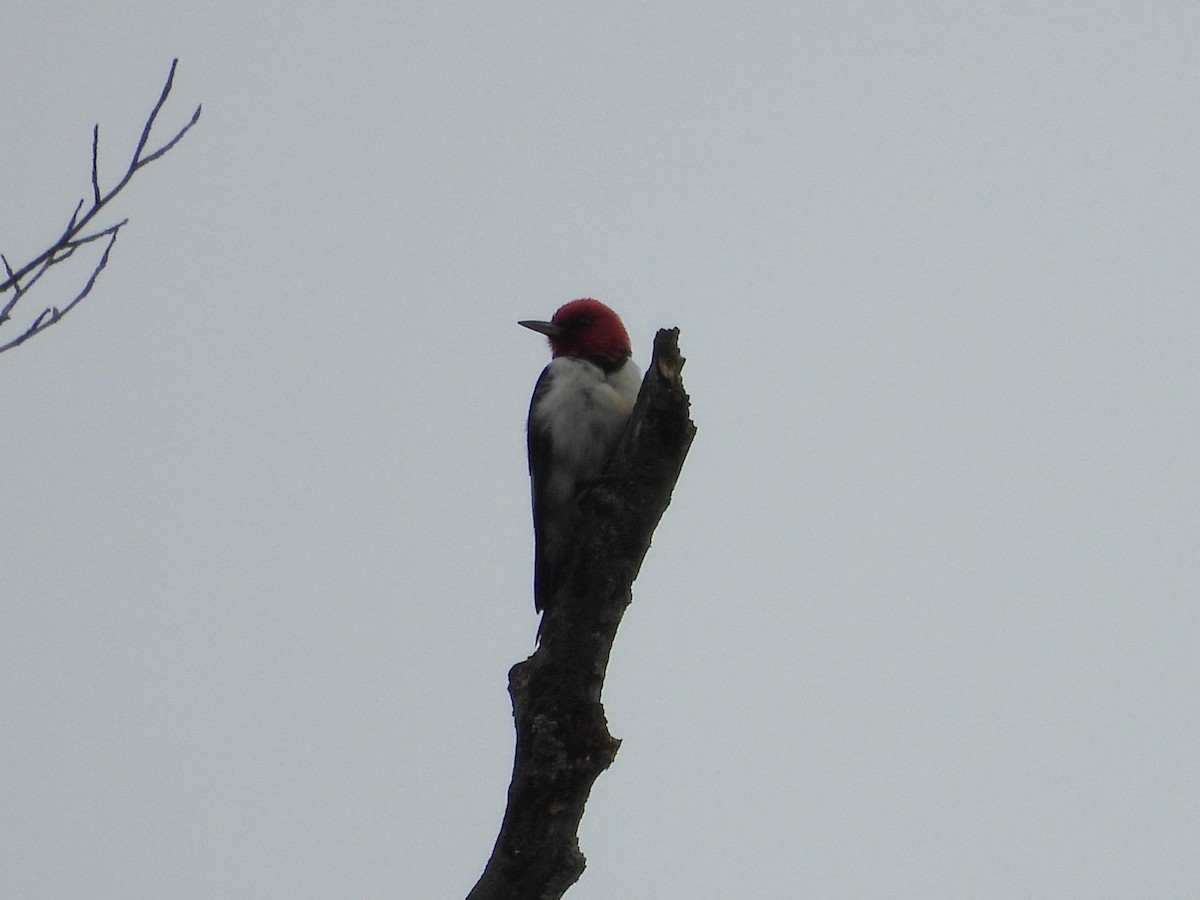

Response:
(526, 364), (556, 613)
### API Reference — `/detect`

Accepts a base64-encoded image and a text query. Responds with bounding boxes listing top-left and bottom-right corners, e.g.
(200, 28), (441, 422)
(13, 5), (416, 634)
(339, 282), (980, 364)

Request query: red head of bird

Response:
(518, 298), (632, 366)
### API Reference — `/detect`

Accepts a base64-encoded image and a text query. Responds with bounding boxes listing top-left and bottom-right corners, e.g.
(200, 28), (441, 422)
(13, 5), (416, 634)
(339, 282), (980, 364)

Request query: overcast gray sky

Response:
(3, 3), (1197, 898)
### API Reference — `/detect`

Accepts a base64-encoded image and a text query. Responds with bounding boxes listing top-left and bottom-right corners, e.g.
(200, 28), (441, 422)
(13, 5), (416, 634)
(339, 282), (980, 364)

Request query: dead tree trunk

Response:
(468, 328), (696, 900)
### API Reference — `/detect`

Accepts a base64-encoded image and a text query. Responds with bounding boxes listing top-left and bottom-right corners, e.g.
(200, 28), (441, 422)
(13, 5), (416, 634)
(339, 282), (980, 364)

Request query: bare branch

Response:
(132, 57), (179, 163)
(0, 59), (200, 354)
(10, 258), (49, 299)
(0, 256), (21, 324)
(135, 102), (203, 168)
(0, 228), (121, 354)
(61, 228), (120, 319)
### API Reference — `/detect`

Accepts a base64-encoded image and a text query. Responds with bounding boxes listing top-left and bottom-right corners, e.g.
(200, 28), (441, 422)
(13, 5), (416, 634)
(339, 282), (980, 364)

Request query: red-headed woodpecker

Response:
(519, 299), (641, 613)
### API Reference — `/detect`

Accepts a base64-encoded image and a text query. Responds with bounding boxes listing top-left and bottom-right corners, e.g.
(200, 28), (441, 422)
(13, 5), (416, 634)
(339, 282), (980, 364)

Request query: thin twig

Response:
(66, 198), (85, 233)
(0, 256), (20, 324)
(91, 124), (101, 208)
(136, 103), (202, 167)
(133, 58), (178, 163)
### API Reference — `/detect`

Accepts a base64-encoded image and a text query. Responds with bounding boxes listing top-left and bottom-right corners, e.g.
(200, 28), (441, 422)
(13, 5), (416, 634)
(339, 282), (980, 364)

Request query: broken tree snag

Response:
(467, 328), (695, 900)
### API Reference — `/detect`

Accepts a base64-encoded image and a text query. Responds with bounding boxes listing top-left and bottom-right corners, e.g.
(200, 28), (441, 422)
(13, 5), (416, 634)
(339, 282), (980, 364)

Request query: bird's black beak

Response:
(518, 319), (563, 337)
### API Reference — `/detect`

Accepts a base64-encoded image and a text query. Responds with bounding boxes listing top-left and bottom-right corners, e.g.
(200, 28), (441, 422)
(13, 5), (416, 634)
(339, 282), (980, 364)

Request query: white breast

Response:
(535, 356), (641, 494)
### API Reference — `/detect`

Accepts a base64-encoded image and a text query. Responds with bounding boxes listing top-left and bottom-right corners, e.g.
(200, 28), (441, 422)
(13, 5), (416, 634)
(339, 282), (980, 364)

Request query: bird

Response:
(519, 298), (641, 614)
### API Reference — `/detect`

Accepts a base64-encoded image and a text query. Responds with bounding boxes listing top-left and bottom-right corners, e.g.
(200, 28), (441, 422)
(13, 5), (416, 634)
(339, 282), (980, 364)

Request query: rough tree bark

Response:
(0, 59), (200, 354)
(468, 327), (696, 900)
